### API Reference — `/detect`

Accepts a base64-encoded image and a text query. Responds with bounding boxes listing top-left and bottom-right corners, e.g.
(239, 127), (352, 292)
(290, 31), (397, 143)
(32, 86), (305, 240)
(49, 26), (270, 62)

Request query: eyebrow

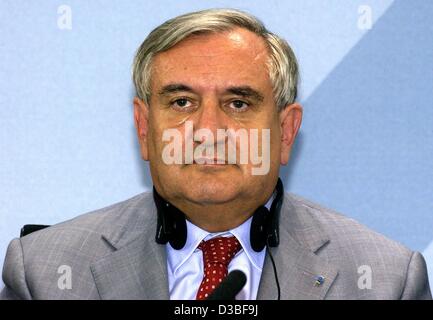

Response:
(158, 84), (194, 96)
(157, 83), (264, 102)
(225, 86), (264, 102)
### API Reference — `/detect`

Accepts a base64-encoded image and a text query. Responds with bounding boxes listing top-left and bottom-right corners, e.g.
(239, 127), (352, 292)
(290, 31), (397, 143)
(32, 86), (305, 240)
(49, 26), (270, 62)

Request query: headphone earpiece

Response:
(154, 191), (187, 250)
(250, 206), (269, 252)
(154, 177), (284, 251)
(250, 177), (283, 252)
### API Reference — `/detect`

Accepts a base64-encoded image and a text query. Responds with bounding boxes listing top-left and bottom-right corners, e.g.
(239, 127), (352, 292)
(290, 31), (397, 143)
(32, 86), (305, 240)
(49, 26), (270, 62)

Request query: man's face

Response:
(135, 27), (301, 208)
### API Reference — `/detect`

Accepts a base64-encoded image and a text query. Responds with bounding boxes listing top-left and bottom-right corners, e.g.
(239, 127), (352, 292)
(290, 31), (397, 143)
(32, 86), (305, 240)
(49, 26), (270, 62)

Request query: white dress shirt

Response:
(166, 197), (273, 300)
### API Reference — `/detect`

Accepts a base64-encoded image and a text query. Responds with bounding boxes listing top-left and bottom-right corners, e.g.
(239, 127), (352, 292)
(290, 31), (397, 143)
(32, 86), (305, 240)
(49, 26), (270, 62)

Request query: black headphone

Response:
(153, 177), (284, 252)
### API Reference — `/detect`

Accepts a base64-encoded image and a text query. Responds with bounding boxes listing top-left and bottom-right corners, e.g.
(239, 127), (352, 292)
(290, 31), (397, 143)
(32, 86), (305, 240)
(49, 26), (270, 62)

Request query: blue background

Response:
(1, 0), (432, 291)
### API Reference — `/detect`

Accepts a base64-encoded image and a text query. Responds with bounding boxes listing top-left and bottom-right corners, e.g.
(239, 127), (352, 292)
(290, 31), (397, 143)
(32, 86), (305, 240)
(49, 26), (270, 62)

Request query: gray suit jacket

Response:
(1, 192), (431, 299)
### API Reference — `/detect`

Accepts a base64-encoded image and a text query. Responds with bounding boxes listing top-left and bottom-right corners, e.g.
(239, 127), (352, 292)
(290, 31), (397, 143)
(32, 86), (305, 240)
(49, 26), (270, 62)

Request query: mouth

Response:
(192, 157), (231, 167)
(192, 158), (228, 165)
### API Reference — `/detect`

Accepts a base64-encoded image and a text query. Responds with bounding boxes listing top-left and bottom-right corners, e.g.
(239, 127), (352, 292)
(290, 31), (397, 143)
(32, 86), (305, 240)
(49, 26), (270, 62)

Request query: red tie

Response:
(196, 236), (242, 300)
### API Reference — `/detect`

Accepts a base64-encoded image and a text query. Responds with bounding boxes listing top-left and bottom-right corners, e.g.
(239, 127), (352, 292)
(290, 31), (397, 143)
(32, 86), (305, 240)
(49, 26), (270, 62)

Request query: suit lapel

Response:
(90, 233), (169, 299)
(90, 201), (170, 300)
(257, 195), (339, 300)
(257, 235), (338, 300)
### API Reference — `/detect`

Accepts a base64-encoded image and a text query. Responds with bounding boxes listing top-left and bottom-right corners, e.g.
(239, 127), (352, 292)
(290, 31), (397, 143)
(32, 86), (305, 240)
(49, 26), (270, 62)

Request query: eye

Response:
(229, 100), (249, 111)
(171, 98), (192, 109)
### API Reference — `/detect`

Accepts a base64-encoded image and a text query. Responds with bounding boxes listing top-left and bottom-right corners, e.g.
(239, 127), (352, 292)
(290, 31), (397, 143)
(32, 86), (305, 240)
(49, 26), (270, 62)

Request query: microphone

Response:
(206, 270), (247, 300)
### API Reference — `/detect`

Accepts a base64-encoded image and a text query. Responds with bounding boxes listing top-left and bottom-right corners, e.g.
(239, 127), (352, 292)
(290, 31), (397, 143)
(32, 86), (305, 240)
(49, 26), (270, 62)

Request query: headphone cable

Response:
(265, 240), (280, 300)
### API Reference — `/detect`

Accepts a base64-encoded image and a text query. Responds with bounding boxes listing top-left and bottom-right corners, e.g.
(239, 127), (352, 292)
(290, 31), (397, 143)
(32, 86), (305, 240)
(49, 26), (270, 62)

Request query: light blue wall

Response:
(1, 0), (432, 291)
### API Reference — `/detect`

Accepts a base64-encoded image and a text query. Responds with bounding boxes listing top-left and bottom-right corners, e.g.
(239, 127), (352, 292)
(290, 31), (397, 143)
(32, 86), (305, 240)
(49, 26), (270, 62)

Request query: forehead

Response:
(151, 28), (272, 91)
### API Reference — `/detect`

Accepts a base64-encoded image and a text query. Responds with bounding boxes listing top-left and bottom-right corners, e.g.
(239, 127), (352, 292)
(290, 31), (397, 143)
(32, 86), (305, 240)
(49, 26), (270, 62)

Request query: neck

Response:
(154, 189), (273, 233)
(176, 199), (264, 232)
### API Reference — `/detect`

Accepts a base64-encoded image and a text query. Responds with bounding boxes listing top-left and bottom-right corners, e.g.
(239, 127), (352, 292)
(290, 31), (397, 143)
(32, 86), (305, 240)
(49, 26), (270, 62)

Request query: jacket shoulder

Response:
(4, 192), (154, 299)
(284, 192), (411, 257)
(283, 193), (428, 299)
(20, 192), (154, 246)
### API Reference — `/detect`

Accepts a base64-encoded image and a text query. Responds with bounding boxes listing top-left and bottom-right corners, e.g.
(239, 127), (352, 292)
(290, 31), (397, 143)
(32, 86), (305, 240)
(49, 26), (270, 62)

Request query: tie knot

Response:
(198, 236), (241, 267)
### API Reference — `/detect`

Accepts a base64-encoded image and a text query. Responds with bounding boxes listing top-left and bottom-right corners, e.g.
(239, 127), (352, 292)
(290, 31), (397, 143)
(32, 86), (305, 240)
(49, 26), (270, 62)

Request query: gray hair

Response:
(132, 8), (298, 110)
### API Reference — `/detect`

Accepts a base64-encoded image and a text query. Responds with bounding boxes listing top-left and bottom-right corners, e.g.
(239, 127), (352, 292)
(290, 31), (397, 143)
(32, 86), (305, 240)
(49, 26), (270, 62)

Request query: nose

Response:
(193, 97), (227, 143)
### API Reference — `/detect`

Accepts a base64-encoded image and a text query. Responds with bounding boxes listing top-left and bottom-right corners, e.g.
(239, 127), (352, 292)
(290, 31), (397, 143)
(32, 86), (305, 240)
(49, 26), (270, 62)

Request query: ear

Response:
(133, 97), (149, 161)
(279, 103), (303, 165)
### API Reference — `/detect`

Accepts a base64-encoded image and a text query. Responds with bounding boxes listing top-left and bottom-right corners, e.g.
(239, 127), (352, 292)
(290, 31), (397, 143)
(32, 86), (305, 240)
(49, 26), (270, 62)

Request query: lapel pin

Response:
(314, 275), (325, 286)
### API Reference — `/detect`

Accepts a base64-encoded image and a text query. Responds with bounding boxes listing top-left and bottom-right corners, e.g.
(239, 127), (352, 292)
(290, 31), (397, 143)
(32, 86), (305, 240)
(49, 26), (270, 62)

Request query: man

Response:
(1, 8), (431, 300)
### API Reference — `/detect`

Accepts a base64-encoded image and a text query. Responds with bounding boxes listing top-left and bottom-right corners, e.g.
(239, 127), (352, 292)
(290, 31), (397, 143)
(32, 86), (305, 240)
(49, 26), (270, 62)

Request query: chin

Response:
(181, 177), (242, 205)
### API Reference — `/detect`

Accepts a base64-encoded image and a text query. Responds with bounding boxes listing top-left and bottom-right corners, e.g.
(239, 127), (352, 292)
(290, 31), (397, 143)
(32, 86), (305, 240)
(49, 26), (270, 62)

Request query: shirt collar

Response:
(167, 193), (275, 276)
